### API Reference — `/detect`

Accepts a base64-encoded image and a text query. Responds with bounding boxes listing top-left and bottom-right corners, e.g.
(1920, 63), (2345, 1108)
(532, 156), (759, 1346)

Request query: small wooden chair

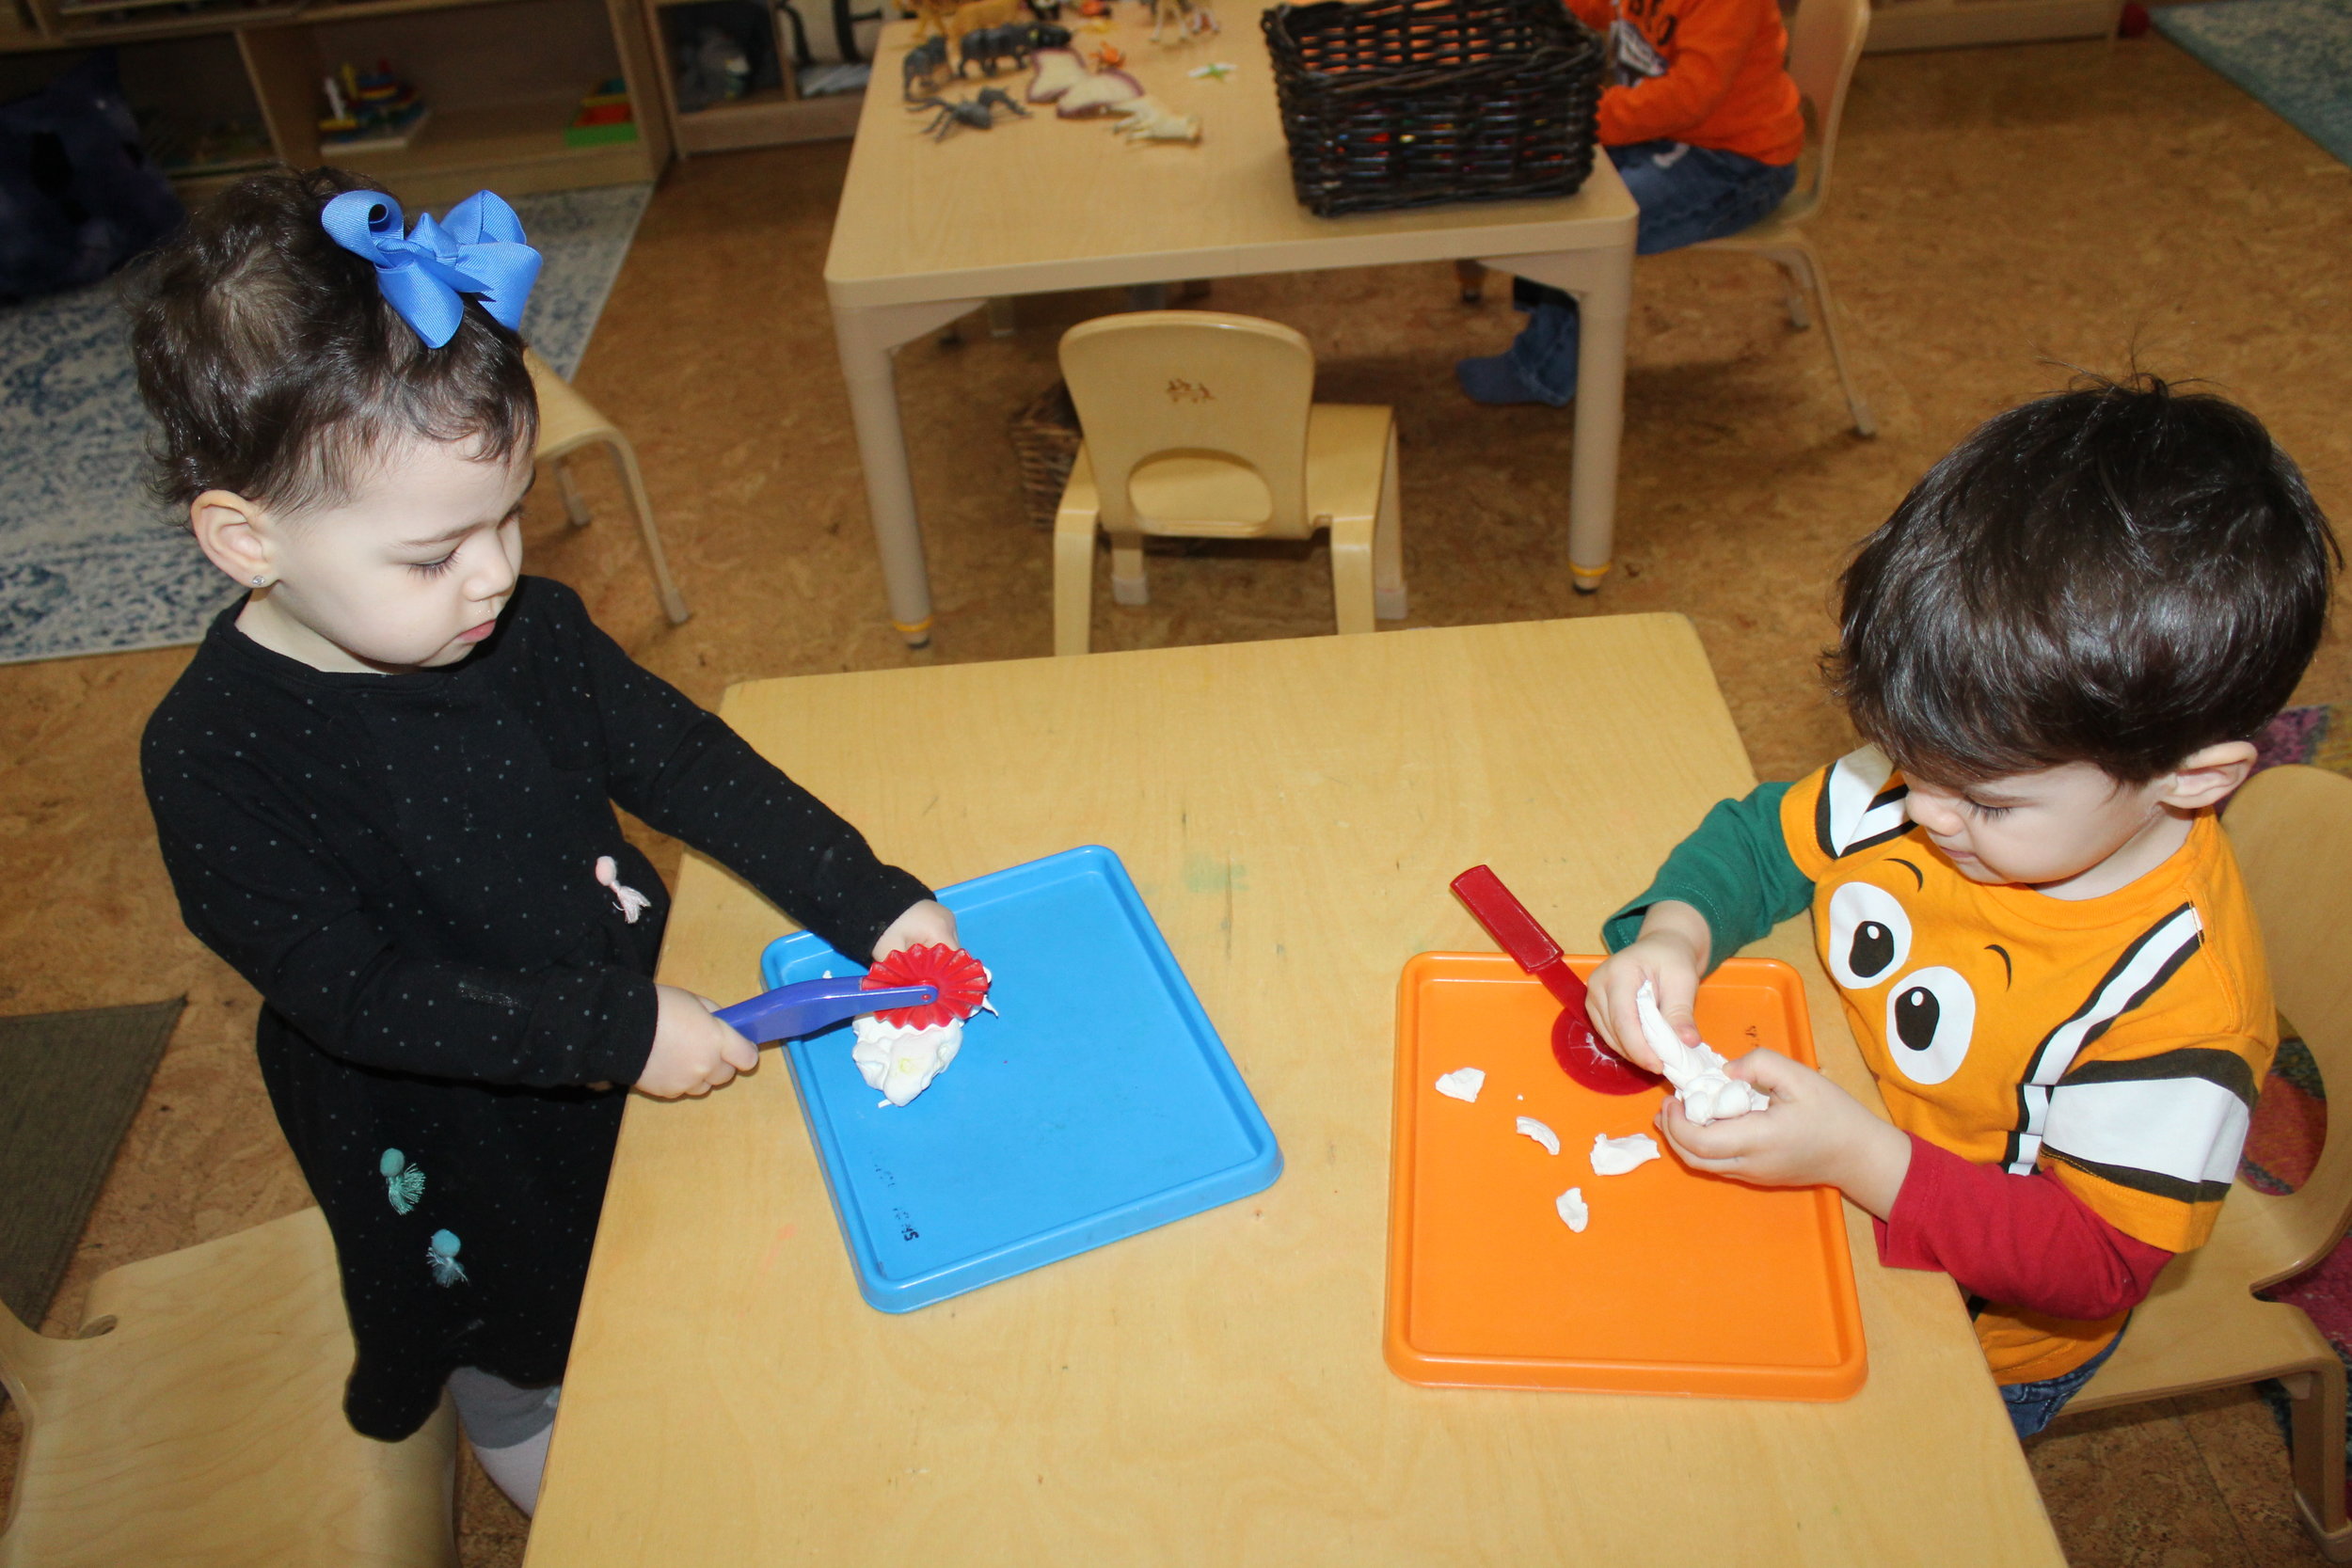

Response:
(0, 1207), (458, 1568)
(2066, 764), (2352, 1560)
(1689, 0), (1877, 437)
(524, 348), (691, 626)
(1051, 310), (1406, 656)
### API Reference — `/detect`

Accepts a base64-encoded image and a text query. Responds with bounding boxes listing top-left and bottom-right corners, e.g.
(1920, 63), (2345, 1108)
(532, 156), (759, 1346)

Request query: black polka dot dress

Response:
(142, 577), (930, 1440)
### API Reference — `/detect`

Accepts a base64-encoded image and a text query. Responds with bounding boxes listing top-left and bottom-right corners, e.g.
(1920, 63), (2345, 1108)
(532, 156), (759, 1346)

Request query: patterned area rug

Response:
(0, 182), (653, 666)
(2154, 0), (2352, 166)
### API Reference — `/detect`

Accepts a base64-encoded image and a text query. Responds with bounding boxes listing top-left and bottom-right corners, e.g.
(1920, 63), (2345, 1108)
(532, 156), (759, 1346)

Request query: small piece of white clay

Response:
(1435, 1067), (1486, 1102)
(1516, 1117), (1560, 1156)
(1556, 1187), (1589, 1232)
(851, 1014), (965, 1107)
(1590, 1132), (1661, 1176)
(1634, 981), (1771, 1127)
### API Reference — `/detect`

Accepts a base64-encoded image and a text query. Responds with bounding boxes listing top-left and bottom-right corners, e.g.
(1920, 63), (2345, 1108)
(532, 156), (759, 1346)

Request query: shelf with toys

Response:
(648, 0), (865, 156)
(1, 0), (670, 207)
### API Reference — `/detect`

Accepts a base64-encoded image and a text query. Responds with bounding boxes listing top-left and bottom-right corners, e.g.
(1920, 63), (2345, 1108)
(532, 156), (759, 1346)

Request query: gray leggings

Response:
(446, 1365), (561, 1449)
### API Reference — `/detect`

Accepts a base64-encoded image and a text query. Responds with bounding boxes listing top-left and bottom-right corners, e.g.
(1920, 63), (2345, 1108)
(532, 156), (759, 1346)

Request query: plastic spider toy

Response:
(908, 87), (1030, 139)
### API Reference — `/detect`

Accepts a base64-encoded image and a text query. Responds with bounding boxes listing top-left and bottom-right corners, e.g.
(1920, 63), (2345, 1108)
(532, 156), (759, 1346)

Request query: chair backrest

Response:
(0, 1208), (456, 1568)
(2222, 765), (2352, 1283)
(1057, 310), (1317, 540)
(1780, 0), (1870, 214)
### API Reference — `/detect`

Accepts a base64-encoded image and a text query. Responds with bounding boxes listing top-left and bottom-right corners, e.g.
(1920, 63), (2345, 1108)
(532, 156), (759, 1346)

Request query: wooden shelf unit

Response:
(1865, 0), (2123, 50)
(2, 0), (671, 207)
(644, 0), (865, 155)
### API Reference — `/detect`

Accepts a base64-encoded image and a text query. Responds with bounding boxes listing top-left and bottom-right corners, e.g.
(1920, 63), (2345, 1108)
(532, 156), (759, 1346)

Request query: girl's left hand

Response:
(873, 898), (959, 960)
(1657, 1049), (1913, 1219)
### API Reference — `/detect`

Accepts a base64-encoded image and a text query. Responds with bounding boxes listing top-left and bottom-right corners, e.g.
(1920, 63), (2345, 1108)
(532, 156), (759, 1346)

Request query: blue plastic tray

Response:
(757, 844), (1282, 1312)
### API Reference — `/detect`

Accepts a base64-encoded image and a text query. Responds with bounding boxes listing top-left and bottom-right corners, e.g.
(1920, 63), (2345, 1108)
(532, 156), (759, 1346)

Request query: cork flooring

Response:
(3, 26), (2349, 1566)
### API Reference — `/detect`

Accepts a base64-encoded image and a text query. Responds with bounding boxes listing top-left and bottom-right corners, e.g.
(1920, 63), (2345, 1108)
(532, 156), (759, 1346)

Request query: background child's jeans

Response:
(2004, 1320), (2127, 1439)
(1501, 140), (1799, 404)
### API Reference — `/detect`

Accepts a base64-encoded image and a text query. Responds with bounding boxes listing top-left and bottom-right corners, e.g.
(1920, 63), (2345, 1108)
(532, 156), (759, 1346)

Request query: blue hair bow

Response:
(321, 189), (543, 349)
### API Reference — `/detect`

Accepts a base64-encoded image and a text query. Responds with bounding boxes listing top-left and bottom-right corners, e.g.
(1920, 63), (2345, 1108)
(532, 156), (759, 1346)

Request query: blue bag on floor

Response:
(0, 53), (183, 305)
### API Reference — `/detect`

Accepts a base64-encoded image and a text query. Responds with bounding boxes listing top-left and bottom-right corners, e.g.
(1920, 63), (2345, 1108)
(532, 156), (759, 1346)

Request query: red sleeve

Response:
(1564, 0), (1613, 33)
(1595, 0), (1758, 146)
(1872, 1135), (2174, 1321)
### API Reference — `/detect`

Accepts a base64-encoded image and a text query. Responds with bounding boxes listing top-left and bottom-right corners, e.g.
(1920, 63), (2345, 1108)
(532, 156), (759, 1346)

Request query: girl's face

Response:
(221, 436), (532, 674)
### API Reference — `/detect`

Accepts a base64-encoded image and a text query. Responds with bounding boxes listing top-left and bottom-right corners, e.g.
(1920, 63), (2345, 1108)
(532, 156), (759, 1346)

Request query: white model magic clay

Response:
(1516, 1117), (1560, 1156)
(1435, 1067), (1486, 1102)
(852, 1015), (964, 1108)
(1634, 981), (1769, 1126)
(1555, 1187), (1589, 1233)
(1589, 1132), (1661, 1176)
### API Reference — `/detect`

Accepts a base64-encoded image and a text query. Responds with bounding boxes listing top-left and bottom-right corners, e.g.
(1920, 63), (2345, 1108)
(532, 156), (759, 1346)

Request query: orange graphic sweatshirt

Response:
(1564, 0), (1805, 164)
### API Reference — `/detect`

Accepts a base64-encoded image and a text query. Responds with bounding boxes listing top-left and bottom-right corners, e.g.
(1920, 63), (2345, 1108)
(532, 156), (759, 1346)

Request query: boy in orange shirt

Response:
(1583, 378), (2337, 1435)
(1457, 0), (1806, 404)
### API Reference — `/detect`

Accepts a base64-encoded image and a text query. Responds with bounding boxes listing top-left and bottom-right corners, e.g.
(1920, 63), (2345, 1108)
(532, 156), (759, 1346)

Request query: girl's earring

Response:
(250, 575), (267, 586)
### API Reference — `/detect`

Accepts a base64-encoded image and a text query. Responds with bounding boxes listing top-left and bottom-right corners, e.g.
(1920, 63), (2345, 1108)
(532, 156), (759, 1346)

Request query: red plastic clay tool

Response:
(1448, 864), (1661, 1095)
(862, 942), (991, 1030)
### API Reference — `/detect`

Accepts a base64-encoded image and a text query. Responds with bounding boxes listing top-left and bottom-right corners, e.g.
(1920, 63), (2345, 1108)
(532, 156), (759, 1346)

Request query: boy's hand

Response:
(1584, 900), (1710, 1073)
(635, 983), (760, 1099)
(873, 898), (958, 960)
(1657, 1049), (1913, 1218)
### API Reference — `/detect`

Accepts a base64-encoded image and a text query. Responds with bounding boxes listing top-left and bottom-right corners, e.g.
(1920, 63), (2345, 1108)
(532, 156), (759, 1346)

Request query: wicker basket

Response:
(1009, 379), (1083, 531)
(1262, 0), (1605, 218)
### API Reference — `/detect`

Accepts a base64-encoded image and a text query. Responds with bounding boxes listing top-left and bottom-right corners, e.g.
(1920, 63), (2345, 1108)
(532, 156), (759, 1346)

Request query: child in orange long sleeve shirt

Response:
(1456, 0), (1806, 404)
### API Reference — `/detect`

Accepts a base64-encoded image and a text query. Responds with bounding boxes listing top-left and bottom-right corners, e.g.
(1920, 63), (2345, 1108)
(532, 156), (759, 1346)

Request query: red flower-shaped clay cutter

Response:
(1449, 864), (1662, 1095)
(862, 943), (990, 1030)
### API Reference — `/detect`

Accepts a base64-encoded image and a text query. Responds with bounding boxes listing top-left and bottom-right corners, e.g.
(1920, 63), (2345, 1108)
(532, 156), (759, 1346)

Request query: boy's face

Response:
(1900, 763), (2185, 890)
(202, 436), (532, 674)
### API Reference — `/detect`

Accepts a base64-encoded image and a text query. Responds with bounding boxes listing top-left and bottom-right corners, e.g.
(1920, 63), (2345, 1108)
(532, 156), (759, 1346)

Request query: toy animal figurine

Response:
(946, 0), (1027, 42)
(902, 33), (951, 97)
(958, 21), (1033, 74)
(907, 87), (1029, 137)
(1023, 21), (1073, 48)
(1149, 0), (1216, 41)
(1115, 97), (1200, 141)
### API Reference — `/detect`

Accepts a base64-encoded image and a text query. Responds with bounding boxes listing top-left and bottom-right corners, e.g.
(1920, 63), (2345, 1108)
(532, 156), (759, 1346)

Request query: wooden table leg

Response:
(830, 297), (989, 647)
(1480, 239), (1636, 594)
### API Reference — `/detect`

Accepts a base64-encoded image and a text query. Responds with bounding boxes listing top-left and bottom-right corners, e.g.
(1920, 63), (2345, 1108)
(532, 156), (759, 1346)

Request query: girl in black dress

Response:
(131, 166), (957, 1513)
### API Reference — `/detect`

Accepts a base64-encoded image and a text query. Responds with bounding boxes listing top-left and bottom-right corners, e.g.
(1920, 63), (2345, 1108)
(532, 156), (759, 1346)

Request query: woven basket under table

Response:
(1009, 379), (1083, 531)
(1262, 0), (1605, 218)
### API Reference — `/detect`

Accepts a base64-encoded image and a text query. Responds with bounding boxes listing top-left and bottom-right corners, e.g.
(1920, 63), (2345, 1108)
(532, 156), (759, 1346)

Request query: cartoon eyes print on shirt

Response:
(1826, 881), (1914, 989)
(1883, 967), (1978, 1085)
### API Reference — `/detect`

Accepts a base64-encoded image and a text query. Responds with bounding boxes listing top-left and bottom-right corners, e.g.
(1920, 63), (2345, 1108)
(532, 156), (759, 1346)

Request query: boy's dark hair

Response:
(124, 166), (536, 517)
(1829, 373), (2338, 785)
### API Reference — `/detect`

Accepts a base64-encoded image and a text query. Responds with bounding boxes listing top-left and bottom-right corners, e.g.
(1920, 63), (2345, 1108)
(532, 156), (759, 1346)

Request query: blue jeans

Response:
(1502, 140), (1799, 404)
(2004, 1320), (2127, 1439)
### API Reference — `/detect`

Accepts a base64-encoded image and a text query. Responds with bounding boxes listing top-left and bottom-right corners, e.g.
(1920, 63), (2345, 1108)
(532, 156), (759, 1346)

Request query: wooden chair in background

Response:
(1452, 0), (1876, 436)
(1051, 311), (1405, 656)
(2068, 764), (2352, 1560)
(525, 348), (691, 626)
(1690, 0), (1876, 436)
(0, 1207), (457, 1568)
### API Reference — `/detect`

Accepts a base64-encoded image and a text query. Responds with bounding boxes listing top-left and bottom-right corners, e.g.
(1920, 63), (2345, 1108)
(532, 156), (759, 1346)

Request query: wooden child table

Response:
(824, 2), (1642, 645)
(527, 616), (2066, 1566)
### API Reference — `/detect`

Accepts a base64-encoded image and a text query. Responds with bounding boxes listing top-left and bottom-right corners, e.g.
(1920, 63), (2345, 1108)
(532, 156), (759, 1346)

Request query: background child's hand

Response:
(873, 898), (958, 959)
(1583, 900), (1711, 1073)
(1657, 1049), (1913, 1217)
(636, 983), (760, 1099)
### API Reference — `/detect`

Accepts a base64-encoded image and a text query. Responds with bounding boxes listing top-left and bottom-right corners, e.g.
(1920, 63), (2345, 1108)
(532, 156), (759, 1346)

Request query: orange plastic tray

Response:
(1386, 953), (1867, 1400)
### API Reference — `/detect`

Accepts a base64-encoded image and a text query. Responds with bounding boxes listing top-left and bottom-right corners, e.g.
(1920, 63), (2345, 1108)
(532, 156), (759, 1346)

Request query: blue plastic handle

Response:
(714, 975), (940, 1045)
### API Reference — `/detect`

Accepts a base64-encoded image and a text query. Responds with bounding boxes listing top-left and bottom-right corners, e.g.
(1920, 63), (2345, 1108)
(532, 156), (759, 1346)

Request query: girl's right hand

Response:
(1583, 900), (1711, 1074)
(636, 984), (760, 1099)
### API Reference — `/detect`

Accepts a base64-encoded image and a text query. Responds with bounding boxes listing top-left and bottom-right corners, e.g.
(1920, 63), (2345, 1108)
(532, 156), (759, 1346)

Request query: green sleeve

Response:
(1599, 783), (1815, 970)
